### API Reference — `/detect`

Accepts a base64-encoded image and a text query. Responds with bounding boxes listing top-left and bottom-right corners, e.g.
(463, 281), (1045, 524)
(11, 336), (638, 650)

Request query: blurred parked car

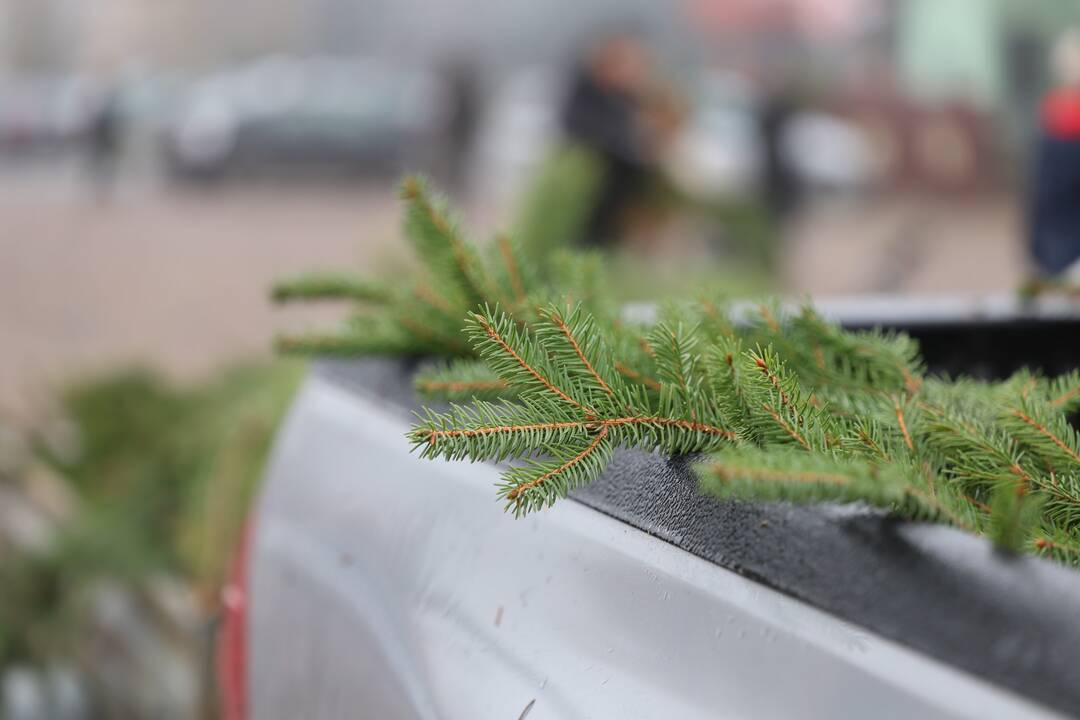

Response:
(164, 57), (448, 180)
(0, 76), (96, 157)
(475, 68), (766, 206)
(476, 67), (872, 208)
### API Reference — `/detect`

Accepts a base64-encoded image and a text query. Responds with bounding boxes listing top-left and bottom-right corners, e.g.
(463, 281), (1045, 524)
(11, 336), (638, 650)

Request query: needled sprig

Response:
(410, 304), (737, 515)
(1045, 370), (1080, 415)
(414, 359), (513, 402)
(399, 176), (491, 309)
(698, 446), (911, 509)
(271, 273), (393, 304)
(272, 175), (615, 360)
(273, 176), (499, 357)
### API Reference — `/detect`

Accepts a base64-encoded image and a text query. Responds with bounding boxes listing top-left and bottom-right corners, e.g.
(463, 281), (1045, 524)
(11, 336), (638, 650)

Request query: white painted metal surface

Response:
(621, 293), (1080, 328)
(248, 375), (1063, 719)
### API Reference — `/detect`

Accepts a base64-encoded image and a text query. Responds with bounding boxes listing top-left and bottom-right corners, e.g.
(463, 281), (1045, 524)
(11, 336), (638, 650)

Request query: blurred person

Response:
(562, 29), (660, 248)
(85, 85), (124, 202)
(1030, 29), (1080, 280)
(758, 83), (803, 224)
(441, 59), (481, 194)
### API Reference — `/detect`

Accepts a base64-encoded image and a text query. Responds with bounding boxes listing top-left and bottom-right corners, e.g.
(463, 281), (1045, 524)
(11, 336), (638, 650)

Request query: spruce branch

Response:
(466, 308), (598, 417)
(539, 304), (618, 399)
(494, 234), (528, 307)
(614, 360), (662, 391)
(414, 360), (513, 402)
(919, 403), (1035, 493)
(609, 321), (663, 394)
(787, 305), (924, 394)
(705, 335), (755, 437)
(1033, 528), (1080, 564)
(698, 447), (913, 511)
(739, 346), (836, 453)
(499, 425), (614, 515)
(399, 176), (491, 308)
(410, 306), (737, 513)
(1002, 403), (1080, 471)
(273, 175), (622, 362)
(271, 273), (393, 304)
(649, 321), (706, 412)
(894, 396), (915, 452)
(1038, 473), (1080, 533)
(844, 419), (891, 461)
(1047, 371), (1080, 414)
(512, 145), (604, 268)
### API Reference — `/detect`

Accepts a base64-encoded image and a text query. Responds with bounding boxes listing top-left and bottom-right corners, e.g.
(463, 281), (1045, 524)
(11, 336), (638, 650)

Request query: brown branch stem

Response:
(507, 426), (610, 501)
(423, 415), (736, 446)
(546, 309), (616, 398)
(614, 361), (661, 391)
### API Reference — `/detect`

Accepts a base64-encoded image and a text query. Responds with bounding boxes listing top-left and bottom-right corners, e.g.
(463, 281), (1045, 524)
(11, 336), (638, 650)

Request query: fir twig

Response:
(271, 273), (393, 304)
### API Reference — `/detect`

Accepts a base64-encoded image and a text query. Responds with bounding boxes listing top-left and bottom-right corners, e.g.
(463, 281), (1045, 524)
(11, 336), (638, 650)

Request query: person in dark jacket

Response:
(758, 87), (801, 224)
(562, 31), (655, 248)
(442, 59), (480, 194)
(1030, 30), (1080, 279)
(86, 86), (123, 202)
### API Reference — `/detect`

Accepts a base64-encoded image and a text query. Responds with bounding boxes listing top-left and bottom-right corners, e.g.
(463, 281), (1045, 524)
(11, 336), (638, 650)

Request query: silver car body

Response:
(248, 369), (1064, 719)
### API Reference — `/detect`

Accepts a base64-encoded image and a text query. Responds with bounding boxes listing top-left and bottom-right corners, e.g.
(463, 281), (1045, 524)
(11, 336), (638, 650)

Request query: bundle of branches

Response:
(409, 301), (1080, 565)
(272, 176), (1080, 565)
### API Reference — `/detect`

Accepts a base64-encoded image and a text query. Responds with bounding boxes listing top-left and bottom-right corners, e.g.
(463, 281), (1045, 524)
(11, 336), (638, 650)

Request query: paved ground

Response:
(781, 192), (1026, 296)
(0, 168), (1026, 416)
(0, 175), (408, 416)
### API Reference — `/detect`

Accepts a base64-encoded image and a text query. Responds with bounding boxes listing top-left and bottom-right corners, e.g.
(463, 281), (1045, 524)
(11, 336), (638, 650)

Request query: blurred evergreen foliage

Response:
(0, 361), (302, 667)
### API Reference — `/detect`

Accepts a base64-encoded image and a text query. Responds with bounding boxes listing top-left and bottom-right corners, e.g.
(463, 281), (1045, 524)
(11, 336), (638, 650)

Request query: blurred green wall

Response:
(897, 0), (1003, 108)
(895, 0), (1080, 155)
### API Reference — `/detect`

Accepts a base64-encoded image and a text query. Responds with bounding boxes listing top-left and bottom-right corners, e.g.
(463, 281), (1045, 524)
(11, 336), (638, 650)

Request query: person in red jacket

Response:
(1030, 30), (1080, 279)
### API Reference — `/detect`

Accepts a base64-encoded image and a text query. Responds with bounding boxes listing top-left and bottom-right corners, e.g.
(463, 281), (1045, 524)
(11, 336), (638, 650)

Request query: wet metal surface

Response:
(251, 370), (1067, 718)
(301, 358), (1080, 717)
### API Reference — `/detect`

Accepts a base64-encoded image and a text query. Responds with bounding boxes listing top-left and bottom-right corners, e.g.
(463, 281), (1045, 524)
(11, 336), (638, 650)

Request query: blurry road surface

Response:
(0, 173), (407, 417)
(783, 193), (1025, 295)
(0, 168), (1024, 415)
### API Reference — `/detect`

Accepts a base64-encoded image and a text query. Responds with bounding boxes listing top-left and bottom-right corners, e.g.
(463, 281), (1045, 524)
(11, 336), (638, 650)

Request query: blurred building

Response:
(3, 0), (1080, 189)
(0, 0), (307, 73)
(0, 0), (685, 76)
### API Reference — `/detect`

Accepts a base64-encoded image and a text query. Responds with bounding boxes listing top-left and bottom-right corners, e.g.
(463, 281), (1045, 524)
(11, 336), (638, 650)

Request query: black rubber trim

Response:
(572, 450), (1080, 717)
(864, 317), (1080, 380)
(315, 355), (1080, 718)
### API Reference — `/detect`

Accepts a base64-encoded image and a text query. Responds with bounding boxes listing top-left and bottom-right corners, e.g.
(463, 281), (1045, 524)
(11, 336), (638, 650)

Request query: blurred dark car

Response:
(164, 57), (448, 180)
